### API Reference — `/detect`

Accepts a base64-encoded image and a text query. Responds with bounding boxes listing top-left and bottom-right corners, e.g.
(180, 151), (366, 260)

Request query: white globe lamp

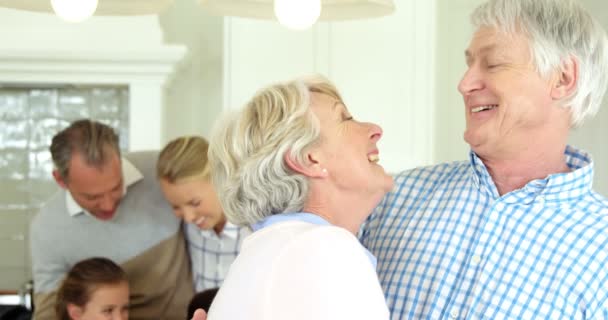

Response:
(274, 0), (321, 30)
(51, 0), (99, 23)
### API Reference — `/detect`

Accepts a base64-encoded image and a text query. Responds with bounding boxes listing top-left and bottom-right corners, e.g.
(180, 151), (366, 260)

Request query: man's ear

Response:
(52, 170), (68, 189)
(550, 55), (578, 100)
(67, 303), (83, 320)
(283, 150), (328, 179)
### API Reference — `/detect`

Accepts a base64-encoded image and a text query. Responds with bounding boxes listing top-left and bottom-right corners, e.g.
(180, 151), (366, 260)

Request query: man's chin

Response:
(93, 210), (117, 221)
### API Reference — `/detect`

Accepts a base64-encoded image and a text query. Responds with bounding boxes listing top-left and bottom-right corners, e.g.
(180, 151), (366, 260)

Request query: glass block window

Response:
(0, 85), (129, 290)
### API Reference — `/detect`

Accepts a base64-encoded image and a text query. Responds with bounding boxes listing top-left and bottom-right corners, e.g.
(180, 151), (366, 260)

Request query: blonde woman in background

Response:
(157, 136), (250, 292)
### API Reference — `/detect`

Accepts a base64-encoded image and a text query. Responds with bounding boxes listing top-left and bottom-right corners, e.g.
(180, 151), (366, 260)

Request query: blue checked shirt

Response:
(185, 221), (250, 291)
(360, 146), (608, 319)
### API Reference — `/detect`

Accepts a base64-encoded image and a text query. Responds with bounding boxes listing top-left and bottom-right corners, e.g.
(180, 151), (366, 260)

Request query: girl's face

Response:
(68, 282), (129, 320)
(159, 178), (226, 233)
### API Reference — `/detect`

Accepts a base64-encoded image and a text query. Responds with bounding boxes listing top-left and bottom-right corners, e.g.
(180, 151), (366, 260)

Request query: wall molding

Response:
(0, 8), (187, 150)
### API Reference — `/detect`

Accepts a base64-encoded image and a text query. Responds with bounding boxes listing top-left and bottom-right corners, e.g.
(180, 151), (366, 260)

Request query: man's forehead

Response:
(465, 27), (524, 56)
(68, 153), (121, 183)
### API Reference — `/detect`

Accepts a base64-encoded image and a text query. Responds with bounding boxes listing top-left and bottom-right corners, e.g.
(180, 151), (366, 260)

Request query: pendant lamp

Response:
(0, 0), (175, 15)
(198, 0), (396, 21)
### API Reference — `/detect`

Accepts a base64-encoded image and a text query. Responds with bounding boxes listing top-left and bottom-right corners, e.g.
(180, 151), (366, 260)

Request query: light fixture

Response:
(199, 0), (395, 27)
(50, 0), (98, 23)
(0, 0), (175, 16)
(274, 0), (321, 30)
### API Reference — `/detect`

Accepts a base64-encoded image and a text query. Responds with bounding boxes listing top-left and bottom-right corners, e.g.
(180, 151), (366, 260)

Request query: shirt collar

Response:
(66, 157), (143, 217)
(252, 212), (378, 268)
(200, 221), (241, 239)
(468, 145), (594, 204)
(251, 212), (331, 231)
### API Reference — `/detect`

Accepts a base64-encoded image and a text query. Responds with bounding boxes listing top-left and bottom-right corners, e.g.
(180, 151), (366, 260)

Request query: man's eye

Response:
(486, 61), (502, 69)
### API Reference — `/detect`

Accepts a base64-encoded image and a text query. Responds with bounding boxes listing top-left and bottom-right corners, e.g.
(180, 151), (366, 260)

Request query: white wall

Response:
(224, 0), (437, 173)
(159, 0), (224, 141)
(434, 0), (482, 163)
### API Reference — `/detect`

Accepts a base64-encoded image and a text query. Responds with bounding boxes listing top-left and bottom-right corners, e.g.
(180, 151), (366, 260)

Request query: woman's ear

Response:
(550, 55), (578, 100)
(67, 303), (83, 320)
(283, 149), (328, 178)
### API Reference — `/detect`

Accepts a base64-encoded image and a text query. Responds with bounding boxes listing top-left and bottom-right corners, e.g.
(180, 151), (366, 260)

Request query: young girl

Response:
(55, 257), (129, 320)
(157, 136), (250, 292)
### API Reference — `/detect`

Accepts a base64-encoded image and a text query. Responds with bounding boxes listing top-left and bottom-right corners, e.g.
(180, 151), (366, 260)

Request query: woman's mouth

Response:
(368, 153), (379, 163)
(195, 216), (207, 226)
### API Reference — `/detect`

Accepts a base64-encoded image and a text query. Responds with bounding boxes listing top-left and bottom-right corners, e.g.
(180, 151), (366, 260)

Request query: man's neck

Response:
(479, 144), (570, 196)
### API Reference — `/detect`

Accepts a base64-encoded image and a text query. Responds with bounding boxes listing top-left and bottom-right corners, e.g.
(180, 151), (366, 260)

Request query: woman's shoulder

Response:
(244, 221), (358, 251)
(255, 220), (356, 241)
(271, 222), (364, 260)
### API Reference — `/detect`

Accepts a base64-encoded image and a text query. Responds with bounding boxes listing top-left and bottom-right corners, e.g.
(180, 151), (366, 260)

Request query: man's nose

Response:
(458, 65), (484, 96)
(99, 194), (117, 212)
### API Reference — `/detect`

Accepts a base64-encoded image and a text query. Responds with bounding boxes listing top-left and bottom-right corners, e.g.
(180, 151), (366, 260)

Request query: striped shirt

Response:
(361, 146), (608, 319)
(185, 221), (250, 291)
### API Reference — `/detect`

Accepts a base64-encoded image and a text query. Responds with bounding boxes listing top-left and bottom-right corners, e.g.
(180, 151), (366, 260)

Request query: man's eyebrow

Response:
(80, 179), (122, 198)
(465, 44), (497, 60)
(81, 192), (101, 198)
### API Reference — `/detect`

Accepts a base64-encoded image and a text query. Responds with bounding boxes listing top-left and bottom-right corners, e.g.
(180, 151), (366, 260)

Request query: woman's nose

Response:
(368, 123), (383, 142)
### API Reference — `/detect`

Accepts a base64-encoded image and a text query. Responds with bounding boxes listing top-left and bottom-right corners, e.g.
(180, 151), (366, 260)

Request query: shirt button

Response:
(450, 309), (459, 319)
(537, 196), (545, 204)
(472, 255), (481, 265)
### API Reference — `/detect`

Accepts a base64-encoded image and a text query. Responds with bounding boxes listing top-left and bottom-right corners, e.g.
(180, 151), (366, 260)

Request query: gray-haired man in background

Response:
(30, 119), (193, 320)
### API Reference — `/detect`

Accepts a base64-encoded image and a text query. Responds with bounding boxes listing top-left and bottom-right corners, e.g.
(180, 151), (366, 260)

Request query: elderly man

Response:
(361, 0), (608, 318)
(30, 119), (193, 320)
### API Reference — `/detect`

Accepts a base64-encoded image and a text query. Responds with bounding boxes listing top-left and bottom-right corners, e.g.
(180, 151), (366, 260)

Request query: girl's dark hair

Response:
(55, 257), (127, 320)
(187, 287), (219, 319)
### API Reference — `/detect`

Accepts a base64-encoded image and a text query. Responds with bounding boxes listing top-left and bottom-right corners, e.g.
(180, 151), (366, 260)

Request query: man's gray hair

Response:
(208, 75), (342, 226)
(50, 119), (120, 182)
(472, 0), (608, 127)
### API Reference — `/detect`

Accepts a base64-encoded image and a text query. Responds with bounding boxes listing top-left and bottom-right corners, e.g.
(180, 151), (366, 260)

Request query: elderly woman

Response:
(205, 75), (393, 320)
